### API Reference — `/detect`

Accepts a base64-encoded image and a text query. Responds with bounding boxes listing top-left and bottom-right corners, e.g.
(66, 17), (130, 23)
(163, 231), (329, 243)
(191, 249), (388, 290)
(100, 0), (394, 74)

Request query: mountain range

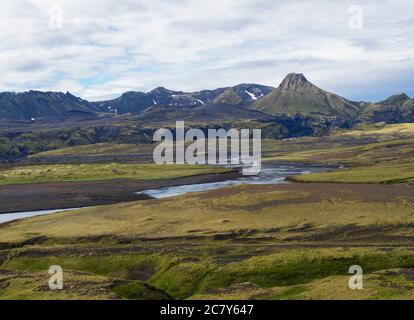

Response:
(90, 84), (273, 116)
(0, 73), (413, 125)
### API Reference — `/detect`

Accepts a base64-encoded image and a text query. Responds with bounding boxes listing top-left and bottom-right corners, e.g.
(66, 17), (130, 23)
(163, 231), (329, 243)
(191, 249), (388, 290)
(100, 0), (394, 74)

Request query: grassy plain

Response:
(289, 163), (414, 184)
(29, 143), (156, 158)
(0, 163), (230, 186)
(262, 123), (414, 183)
(2, 182), (414, 299)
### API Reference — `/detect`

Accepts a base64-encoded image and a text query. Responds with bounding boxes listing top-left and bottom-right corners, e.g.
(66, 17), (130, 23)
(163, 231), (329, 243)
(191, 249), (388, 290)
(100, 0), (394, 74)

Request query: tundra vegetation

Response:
(1, 124), (414, 299)
(0, 163), (230, 186)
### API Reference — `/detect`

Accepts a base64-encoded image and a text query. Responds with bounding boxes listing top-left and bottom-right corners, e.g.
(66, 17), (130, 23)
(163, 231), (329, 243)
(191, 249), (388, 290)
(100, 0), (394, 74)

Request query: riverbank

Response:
(0, 170), (241, 214)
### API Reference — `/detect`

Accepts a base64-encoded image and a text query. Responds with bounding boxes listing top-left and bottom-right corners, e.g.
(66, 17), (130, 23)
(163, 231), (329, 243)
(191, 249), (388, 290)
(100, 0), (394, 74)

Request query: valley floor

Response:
(1, 182), (414, 299)
(2, 123), (414, 300)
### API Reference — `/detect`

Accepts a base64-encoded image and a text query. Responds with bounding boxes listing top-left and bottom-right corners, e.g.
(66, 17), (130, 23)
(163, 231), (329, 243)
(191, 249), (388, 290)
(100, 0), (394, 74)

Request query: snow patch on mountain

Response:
(196, 99), (205, 106)
(244, 90), (256, 100)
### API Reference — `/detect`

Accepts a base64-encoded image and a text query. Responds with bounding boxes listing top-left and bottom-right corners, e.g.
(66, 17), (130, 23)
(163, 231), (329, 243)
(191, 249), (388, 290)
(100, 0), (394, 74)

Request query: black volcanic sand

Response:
(0, 170), (241, 214)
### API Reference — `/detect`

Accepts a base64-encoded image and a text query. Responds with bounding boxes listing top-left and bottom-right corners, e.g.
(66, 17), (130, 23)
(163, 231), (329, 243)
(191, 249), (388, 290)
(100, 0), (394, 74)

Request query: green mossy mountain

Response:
(359, 93), (414, 123)
(251, 73), (362, 121)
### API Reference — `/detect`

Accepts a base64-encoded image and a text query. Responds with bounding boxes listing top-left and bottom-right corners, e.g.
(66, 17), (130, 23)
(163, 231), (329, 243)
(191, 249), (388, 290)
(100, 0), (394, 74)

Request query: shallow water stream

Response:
(0, 163), (329, 224)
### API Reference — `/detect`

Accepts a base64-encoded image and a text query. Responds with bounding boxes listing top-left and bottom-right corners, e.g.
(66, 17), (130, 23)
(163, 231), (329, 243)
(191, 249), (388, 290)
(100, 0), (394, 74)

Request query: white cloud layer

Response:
(0, 0), (413, 101)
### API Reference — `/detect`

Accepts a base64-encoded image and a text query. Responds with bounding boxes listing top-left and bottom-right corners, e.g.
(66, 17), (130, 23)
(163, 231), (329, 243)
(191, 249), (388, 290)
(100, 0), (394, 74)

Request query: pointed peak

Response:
(151, 86), (168, 91)
(65, 91), (75, 97)
(150, 87), (178, 94)
(390, 93), (410, 99)
(279, 73), (312, 90)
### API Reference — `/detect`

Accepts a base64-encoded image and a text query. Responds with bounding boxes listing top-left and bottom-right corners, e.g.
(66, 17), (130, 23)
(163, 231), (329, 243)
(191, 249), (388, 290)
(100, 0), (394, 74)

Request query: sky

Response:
(0, 0), (413, 102)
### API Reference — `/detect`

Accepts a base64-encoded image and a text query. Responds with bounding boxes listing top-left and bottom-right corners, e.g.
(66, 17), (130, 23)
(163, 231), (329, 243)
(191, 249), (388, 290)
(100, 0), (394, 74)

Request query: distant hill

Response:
(251, 73), (362, 121)
(211, 84), (273, 105)
(0, 91), (97, 120)
(91, 84), (273, 115)
(359, 93), (414, 123)
(90, 91), (155, 115)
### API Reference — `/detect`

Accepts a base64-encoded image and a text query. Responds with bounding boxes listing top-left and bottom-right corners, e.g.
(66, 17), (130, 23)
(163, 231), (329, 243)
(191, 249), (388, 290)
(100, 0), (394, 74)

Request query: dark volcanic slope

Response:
(0, 91), (97, 120)
(90, 91), (155, 115)
(251, 73), (362, 121)
(136, 103), (275, 123)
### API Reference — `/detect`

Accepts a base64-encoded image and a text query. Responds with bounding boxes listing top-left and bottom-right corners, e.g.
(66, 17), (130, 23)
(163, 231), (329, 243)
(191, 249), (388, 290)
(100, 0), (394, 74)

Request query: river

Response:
(0, 163), (329, 224)
(136, 163), (327, 198)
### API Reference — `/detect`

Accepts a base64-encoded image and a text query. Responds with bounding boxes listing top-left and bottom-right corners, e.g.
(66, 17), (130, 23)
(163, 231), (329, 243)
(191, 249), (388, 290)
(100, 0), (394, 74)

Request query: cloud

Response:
(0, 0), (413, 101)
